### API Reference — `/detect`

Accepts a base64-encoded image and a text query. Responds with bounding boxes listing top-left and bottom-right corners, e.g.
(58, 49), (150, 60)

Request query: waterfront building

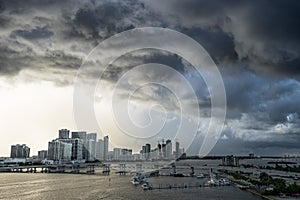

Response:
(58, 137), (83, 162)
(103, 136), (109, 161)
(96, 139), (104, 160)
(95, 136), (109, 161)
(10, 144), (30, 159)
(58, 129), (70, 139)
(175, 141), (180, 158)
(222, 155), (239, 166)
(133, 153), (140, 161)
(140, 145), (146, 160)
(121, 148), (133, 161)
(71, 131), (87, 160)
(86, 139), (96, 161)
(162, 140), (166, 158)
(48, 140), (72, 162)
(86, 133), (97, 161)
(150, 148), (159, 160)
(145, 144), (151, 160)
(71, 131), (87, 141)
(108, 150), (113, 161)
(157, 142), (162, 159)
(38, 150), (48, 160)
(113, 148), (122, 160)
(166, 140), (172, 159)
(70, 138), (83, 161)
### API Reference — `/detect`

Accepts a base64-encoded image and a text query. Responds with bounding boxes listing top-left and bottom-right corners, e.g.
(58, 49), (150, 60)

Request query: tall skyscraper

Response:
(10, 144), (30, 158)
(59, 129), (70, 139)
(103, 136), (109, 161)
(162, 140), (166, 158)
(86, 139), (96, 161)
(157, 142), (162, 158)
(145, 143), (151, 160)
(175, 141), (180, 158)
(166, 140), (172, 159)
(71, 138), (83, 161)
(96, 139), (104, 160)
(71, 131), (87, 160)
(86, 133), (97, 161)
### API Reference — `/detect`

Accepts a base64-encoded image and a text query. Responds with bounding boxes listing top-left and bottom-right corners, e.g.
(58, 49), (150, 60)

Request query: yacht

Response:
(141, 182), (152, 190)
(196, 174), (205, 179)
(131, 172), (147, 186)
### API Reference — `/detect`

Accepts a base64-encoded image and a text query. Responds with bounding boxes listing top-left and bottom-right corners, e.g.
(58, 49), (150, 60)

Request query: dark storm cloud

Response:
(223, 67), (300, 124)
(223, 67), (268, 113)
(0, 0), (299, 77)
(144, 0), (300, 76)
(44, 49), (82, 70)
(64, 0), (163, 40)
(0, 42), (81, 78)
(0, 42), (34, 76)
(181, 27), (238, 64)
(103, 49), (187, 81)
(0, 0), (163, 77)
(10, 27), (54, 40)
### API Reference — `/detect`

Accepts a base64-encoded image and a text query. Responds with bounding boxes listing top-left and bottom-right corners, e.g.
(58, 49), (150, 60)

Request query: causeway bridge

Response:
(0, 162), (110, 174)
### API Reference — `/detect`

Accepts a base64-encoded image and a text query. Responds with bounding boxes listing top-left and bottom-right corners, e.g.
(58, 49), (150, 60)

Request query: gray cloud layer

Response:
(0, 0), (299, 155)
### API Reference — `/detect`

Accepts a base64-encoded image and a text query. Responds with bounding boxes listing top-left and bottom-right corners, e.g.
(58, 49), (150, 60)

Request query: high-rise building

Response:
(120, 148), (132, 161)
(38, 150), (48, 160)
(61, 142), (72, 161)
(71, 138), (83, 161)
(222, 155), (239, 166)
(166, 140), (172, 159)
(10, 144), (30, 158)
(113, 148), (122, 160)
(86, 133), (97, 161)
(157, 142), (162, 158)
(71, 131), (87, 141)
(162, 140), (166, 158)
(96, 139), (104, 160)
(86, 139), (96, 161)
(59, 129), (70, 139)
(48, 140), (72, 162)
(103, 136), (109, 161)
(71, 131), (87, 160)
(87, 133), (97, 141)
(140, 145), (146, 160)
(145, 144), (151, 160)
(175, 141), (180, 159)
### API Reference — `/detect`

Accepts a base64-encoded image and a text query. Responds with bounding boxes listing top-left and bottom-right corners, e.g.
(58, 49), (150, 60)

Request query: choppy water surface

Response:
(0, 172), (262, 200)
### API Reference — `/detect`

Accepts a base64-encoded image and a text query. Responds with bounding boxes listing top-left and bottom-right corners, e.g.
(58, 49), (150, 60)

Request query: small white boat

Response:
(141, 182), (152, 190)
(131, 180), (140, 186)
(130, 172), (147, 186)
(196, 174), (205, 179)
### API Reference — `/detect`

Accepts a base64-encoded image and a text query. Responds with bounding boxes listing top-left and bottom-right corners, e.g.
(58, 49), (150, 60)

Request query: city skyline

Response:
(4, 128), (185, 159)
(4, 128), (187, 165)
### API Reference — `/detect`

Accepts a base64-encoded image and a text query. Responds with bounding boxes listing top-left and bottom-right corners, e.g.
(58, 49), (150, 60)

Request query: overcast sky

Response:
(0, 0), (300, 157)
